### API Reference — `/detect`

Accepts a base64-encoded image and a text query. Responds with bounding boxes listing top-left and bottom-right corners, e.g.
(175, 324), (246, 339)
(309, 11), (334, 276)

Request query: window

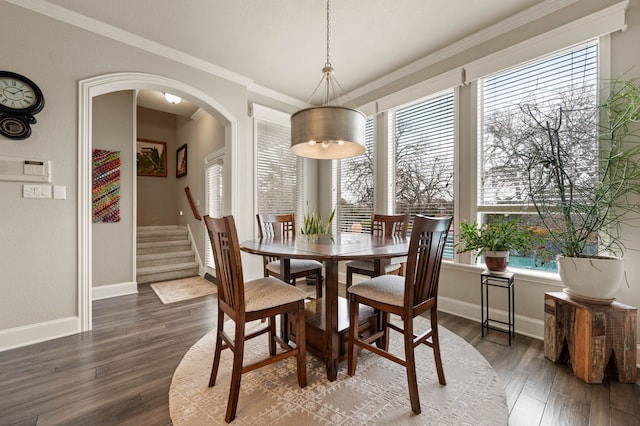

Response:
(336, 118), (374, 232)
(391, 91), (455, 256)
(204, 154), (223, 269)
(255, 117), (303, 219)
(478, 41), (598, 271)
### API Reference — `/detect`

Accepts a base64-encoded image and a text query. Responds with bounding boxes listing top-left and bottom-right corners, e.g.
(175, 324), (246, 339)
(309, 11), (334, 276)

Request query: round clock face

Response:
(0, 72), (44, 115)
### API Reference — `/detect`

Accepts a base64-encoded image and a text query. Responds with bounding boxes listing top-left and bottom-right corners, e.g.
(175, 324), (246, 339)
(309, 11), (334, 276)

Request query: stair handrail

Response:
(184, 186), (202, 221)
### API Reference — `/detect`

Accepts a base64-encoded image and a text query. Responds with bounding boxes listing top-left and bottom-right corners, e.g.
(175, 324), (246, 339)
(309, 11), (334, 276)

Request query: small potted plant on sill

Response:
(456, 218), (537, 272)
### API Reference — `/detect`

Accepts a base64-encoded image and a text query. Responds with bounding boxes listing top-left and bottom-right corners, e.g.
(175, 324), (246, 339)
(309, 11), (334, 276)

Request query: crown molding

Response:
(6, 0), (254, 88)
(7, 0), (586, 109)
(346, 0), (579, 101)
(248, 83), (306, 109)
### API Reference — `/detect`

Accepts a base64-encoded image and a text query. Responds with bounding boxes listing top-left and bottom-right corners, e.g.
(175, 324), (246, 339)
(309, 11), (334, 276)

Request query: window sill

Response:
(442, 260), (563, 288)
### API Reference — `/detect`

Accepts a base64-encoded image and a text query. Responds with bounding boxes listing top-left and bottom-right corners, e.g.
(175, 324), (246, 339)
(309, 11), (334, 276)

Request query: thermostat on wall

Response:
(0, 155), (51, 182)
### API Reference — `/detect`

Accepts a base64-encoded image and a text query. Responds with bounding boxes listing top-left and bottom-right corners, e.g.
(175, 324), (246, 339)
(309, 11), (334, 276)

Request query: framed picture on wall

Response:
(136, 139), (167, 177)
(176, 143), (187, 178)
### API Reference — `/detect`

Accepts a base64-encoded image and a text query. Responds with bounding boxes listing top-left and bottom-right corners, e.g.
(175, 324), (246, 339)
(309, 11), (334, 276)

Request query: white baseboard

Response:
(186, 224), (205, 276)
(0, 316), (79, 352)
(92, 281), (138, 300)
(340, 271), (545, 341)
(438, 295), (544, 340)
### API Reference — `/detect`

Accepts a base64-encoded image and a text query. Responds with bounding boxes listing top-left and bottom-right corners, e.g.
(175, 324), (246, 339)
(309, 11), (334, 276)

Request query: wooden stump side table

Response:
(544, 291), (637, 384)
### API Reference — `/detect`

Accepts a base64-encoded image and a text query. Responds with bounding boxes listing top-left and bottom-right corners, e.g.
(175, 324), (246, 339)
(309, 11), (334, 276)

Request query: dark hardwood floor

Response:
(0, 283), (638, 425)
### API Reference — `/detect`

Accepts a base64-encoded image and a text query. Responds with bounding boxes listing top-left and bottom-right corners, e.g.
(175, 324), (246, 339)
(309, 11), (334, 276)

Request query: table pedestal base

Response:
(288, 296), (378, 378)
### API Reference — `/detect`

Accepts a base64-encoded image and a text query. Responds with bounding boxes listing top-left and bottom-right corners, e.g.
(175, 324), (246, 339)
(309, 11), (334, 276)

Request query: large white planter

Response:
(557, 255), (624, 304)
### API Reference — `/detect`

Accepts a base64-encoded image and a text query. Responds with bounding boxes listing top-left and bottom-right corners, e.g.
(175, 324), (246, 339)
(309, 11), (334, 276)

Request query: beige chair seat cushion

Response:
(347, 275), (404, 307)
(266, 259), (323, 275)
(346, 259), (401, 274)
(244, 277), (307, 312)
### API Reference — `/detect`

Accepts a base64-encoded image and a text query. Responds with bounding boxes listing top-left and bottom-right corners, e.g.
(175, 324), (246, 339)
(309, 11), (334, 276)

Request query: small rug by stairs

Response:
(169, 316), (508, 425)
(150, 276), (216, 304)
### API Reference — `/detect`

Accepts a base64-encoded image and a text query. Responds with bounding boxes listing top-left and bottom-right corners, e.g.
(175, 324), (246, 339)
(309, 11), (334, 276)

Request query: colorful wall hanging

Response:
(92, 149), (121, 223)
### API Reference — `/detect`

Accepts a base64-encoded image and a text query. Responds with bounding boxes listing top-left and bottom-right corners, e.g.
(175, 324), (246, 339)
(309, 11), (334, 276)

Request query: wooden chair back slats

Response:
(257, 213), (296, 238)
(256, 213), (297, 264)
(345, 213), (409, 288)
(255, 212), (324, 299)
(404, 216), (452, 310)
(370, 213), (409, 238)
(204, 215), (244, 313)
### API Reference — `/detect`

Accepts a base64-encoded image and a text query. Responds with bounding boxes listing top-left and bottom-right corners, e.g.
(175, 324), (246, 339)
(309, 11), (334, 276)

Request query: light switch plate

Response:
(53, 185), (66, 199)
(23, 184), (51, 199)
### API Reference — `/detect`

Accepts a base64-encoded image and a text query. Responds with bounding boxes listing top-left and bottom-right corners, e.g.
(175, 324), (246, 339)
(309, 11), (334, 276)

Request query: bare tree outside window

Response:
(393, 93), (455, 227)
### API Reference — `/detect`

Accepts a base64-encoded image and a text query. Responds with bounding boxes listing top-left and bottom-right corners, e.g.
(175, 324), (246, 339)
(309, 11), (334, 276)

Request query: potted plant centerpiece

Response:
(500, 77), (640, 303)
(456, 218), (537, 272)
(300, 202), (335, 238)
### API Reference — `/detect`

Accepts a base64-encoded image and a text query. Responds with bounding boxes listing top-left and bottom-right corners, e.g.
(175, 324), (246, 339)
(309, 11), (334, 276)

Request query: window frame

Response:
(471, 39), (605, 273)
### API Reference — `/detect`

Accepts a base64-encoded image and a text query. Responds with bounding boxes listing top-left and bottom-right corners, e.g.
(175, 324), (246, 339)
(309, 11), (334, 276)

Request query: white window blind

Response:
(392, 92), (455, 219)
(479, 41), (598, 208)
(204, 157), (223, 269)
(392, 91), (455, 257)
(337, 118), (374, 232)
(256, 119), (302, 219)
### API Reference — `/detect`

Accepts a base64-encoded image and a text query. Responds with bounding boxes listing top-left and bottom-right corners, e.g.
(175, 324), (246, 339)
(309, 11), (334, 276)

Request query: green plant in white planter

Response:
(456, 218), (537, 272)
(494, 77), (640, 302)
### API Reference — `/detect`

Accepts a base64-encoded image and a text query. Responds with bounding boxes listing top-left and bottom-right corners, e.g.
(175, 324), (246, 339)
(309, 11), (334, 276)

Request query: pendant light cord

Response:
(326, 0), (331, 68)
(324, 0), (332, 105)
(302, 0), (357, 109)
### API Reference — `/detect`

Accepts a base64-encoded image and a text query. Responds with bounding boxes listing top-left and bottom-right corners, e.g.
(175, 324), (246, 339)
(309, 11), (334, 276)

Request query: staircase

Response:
(136, 225), (199, 284)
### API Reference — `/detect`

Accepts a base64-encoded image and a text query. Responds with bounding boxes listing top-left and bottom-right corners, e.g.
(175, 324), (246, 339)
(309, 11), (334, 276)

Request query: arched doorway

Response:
(78, 72), (238, 331)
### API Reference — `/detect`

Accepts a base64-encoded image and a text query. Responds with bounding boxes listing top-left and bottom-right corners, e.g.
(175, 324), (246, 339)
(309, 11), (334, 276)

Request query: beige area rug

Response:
(150, 276), (216, 304)
(169, 316), (508, 425)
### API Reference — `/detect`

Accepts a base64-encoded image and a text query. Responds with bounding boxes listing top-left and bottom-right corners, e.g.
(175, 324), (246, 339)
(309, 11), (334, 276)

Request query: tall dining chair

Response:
(346, 214), (452, 415)
(256, 213), (324, 298)
(204, 215), (308, 423)
(345, 213), (409, 288)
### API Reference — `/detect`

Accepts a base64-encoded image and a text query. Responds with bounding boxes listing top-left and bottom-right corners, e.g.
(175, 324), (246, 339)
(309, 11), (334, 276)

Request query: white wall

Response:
(136, 106), (178, 226)
(0, 1), (249, 349)
(175, 112), (226, 267)
(92, 91), (135, 288)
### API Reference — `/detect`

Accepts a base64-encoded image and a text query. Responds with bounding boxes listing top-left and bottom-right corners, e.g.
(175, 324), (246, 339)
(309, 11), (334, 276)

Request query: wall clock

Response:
(0, 71), (45, 140)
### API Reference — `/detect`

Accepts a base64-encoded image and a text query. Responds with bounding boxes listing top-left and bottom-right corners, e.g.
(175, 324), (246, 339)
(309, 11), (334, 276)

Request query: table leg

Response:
(281, 258), (291, 342)
(373, 259), (383, 276)
(324, 259), (339, 381)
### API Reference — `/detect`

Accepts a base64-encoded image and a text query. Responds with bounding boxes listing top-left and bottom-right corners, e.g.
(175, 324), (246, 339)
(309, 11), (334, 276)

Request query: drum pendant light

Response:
(290, 0), (366, 160)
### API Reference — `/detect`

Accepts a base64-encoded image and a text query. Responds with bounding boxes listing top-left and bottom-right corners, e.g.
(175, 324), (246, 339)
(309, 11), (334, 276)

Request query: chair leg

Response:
(268, 316), (276, 356)
(347, 294), (360, 376)
(346, 268), (353, 289)
(431, 310), (446, 385)
(295, 302), (307, 388)
(209, 309), (225, 387)
(225, 320), (246, 423)
(315, 272), (323, 299)
(378, 311), (390, 351)
(404, 318), (421, 415)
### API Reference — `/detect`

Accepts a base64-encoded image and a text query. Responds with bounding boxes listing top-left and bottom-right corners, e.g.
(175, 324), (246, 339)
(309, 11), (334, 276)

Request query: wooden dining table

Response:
(240, 232), (410, 381)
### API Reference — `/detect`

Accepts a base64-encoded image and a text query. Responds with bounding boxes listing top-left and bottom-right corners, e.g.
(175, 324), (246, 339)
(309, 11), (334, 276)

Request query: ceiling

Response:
(40, 0), (548, 114)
